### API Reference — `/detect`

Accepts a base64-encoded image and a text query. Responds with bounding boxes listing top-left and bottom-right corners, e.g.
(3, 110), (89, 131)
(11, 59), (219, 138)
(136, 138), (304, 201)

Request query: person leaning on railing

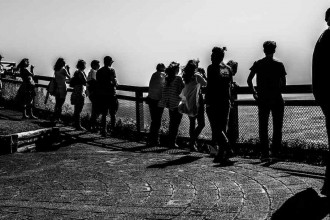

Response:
(15, 58), (38, 119)
(146, 63), (166, 147)
(313, 8), (330, 197)
(51, 58), (71, 124)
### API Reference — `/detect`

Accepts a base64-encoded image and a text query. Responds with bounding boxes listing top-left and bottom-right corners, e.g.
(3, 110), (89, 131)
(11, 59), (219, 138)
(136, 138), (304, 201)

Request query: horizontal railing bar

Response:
(235, 84), (313, 94)
(236, 99), (317, 106)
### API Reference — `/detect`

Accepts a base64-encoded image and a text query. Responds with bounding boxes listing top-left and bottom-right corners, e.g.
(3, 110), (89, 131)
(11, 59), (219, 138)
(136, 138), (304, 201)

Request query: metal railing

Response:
(1, 75), (327, 147)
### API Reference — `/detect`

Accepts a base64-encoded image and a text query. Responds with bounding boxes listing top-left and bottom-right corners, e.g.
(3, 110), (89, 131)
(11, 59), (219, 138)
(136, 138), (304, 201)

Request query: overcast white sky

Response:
(0, 0), (329, 86)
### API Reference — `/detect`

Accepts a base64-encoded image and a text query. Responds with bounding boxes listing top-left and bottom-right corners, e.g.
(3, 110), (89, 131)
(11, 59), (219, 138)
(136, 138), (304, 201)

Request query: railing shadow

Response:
(147, 155), (202, 169)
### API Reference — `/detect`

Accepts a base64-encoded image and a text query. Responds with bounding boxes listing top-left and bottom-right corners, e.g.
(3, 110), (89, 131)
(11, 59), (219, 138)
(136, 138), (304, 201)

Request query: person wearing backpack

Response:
(51, 58), (71, 124)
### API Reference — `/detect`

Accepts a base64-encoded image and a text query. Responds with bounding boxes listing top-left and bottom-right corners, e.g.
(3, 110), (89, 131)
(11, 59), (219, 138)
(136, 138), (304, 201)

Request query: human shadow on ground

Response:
(147, 155), (202, 168)
(43, 129), (181, 155)
(271, 188), (329, 220)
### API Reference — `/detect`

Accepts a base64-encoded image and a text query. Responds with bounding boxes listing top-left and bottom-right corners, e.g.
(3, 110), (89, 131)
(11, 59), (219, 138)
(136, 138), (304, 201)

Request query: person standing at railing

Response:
(227, 60), (239, 145)
(205, 47), (233, 164)
(146, 63), (166, 147)
(158, 62), (184, 148)
(70, 59), (87, 130)
(51, 58), (71, 124)
(247, 41), (287, 159)
(86, 60), (100, 132)
(312, 8), (330, 197)
(93, 56), (118, 137)
(15, 58), (37, 119)
(179, 60), (206, 152)
(0, 54), (4, 108)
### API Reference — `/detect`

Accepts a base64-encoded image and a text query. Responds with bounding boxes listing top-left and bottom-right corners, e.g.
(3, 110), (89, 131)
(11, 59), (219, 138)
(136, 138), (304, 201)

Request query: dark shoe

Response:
(100, 130), (107, 137)
(147, 140), (160, 147)
(260, 150), (270, 160)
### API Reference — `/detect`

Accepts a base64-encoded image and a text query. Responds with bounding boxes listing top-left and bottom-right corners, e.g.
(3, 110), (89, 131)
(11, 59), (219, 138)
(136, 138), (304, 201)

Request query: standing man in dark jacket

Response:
(313, 8), (330, 197)
(92, 56), (118, 137)
(247, 41), (287, 159)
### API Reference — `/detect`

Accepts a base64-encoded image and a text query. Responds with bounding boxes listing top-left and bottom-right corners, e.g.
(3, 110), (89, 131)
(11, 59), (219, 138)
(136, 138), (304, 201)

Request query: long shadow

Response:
(43, 129), (181, 155)
(271, 188), (329, 220)
(267, 167), (325, 180)
(147, 155), (202, 169)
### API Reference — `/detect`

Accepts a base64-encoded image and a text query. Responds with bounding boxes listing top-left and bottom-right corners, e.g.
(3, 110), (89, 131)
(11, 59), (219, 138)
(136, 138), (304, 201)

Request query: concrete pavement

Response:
(0, 128), (329, 219)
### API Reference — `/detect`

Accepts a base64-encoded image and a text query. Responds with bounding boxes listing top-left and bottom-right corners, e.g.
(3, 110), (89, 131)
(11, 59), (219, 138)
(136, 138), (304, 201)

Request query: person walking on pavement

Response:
(312, 8), (330, 197)
(70, 59), (87, 130)
(52, 58), (71, 124)
(92, 56), (118, 137)
(158, 62), (184, 148)
(247, 41), (287, 159)
(146, 63), (166, 146)
(205, 47), (233, 164)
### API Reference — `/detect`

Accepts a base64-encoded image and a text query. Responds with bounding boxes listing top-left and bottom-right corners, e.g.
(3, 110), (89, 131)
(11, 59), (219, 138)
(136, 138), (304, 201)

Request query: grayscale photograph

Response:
(1, 0), (330, 219)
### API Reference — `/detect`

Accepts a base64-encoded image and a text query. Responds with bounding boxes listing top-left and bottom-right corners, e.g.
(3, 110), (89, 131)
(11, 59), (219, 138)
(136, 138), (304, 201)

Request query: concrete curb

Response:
(0, 127), (60, 154)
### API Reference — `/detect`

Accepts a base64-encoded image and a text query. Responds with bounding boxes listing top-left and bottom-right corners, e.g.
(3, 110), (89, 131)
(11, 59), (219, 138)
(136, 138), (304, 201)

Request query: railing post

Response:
(228, 90), (239, 144)
(135, 91), (144, 133)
